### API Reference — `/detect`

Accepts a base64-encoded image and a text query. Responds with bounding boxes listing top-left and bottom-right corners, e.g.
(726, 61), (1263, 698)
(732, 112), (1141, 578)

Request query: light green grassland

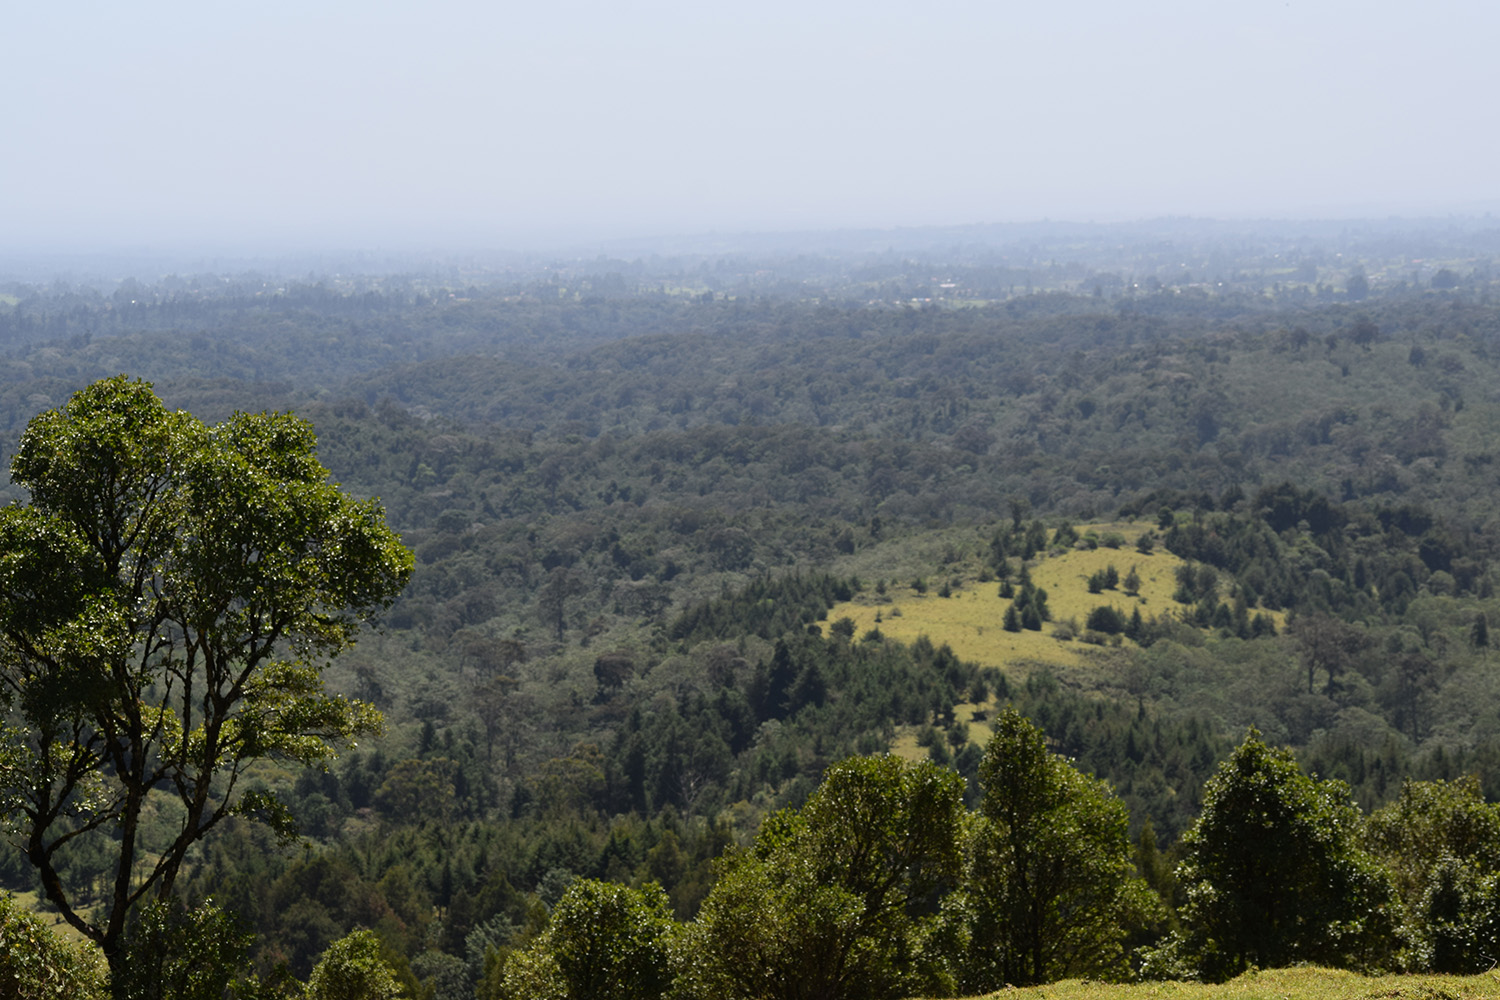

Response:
(830, 523), (1283, 675)
(929, 967), (1500, 1000)
(828, 523), (1287, 758)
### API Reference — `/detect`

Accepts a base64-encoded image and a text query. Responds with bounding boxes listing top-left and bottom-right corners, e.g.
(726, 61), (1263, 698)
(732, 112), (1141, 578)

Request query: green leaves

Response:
(1159, 729), (1394, 980)
(1365, 777), (1500, 972)
(689, 755), (965, 1000)
(509, 879), (679, 1000)
(305, 929), (406, 1000)
(950, 708), (1160, 989)
(0, 376), (413, 971)
(0, 891), (107, 1000)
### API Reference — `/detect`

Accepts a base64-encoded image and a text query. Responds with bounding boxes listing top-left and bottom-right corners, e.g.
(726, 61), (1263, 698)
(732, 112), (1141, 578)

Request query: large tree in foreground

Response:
(0, 377), (412, 981)
(686, 754), (965, 1000)
(948, 708), (1159, 989)
(1154, 729), (1393, 980)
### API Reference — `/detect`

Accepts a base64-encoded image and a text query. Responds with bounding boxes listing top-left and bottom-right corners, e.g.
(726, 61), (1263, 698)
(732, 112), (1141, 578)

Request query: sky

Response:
(4, 0), (1497, 254)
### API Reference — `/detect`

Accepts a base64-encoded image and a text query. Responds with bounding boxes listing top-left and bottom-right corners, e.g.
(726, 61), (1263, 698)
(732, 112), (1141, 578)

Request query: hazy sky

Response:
(5, 0), (1496, 252)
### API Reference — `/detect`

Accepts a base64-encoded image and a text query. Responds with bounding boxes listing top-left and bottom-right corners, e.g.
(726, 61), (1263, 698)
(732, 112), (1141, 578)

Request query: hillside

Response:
(949, 968), (1500, 1000)
(4, 234), (1500, 994)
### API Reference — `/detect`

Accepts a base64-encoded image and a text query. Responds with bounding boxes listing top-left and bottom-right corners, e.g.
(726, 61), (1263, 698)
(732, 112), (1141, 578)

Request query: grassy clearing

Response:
(928, 966), (1500, 999)
(836, 523), (1292, 759)
(831, 523), (1286, 675)
(830, 524), (1195, 674)
(12, 889), (94, 944)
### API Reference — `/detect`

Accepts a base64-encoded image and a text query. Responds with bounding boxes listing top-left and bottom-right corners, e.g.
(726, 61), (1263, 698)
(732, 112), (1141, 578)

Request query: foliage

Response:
(304, 928), (406, 1000)
(669, 573), (857, 643)
(947, 709), (1160, 989)
(498, 878), (678, 1000)
(1154, 730), (1394, 981)
(1364, 777), (1500, 971)
(0, 377), (412, 976)
(113, 898), (258, 1000)
(0, 891), (107, 1000)
(686, 754), (965, 1000)
(8, 248), (1500, 987)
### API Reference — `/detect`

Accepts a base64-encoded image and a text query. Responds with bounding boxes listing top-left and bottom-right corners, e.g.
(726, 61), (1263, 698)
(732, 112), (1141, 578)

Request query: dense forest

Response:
(5, 219), (1500, 998)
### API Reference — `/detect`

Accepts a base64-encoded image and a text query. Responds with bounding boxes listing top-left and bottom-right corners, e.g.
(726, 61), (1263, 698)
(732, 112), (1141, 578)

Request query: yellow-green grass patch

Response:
(927, 966), (1500, 1000)
(836, 524), (1288, 759)
(829, 524), (1212, 674)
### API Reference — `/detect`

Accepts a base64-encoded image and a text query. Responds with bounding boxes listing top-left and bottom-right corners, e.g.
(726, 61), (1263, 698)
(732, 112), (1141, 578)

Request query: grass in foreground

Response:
(931, 967), (1500, 1000)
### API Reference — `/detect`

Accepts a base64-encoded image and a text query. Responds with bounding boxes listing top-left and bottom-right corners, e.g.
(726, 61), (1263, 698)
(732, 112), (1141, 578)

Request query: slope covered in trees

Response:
(3, 226), (1500, 995)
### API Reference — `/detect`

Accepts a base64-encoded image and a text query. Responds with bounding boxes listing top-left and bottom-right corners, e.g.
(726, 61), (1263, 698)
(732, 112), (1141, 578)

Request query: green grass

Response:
(832, 522), (1290, 760)
(928, 967), (1500, 999)
(830, 523), (1280, 676)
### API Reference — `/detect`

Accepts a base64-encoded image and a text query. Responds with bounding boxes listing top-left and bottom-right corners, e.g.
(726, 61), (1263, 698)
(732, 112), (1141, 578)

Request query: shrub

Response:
(0, 893), (106, 1000)
(1086, 605), (1126, 634)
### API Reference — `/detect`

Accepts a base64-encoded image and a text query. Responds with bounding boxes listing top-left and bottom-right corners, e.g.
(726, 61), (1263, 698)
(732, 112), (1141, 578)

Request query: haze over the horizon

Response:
(5, 0), (1496, 255)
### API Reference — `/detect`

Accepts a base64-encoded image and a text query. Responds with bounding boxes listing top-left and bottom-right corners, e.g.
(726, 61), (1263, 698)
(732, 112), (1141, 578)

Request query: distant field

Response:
(829, 524), (1192, 673)
(0, 293), (19, 306)
(830, 523), (1290, 757)
(11, 889), (92, 944)
(935, 967), (1500, 1000)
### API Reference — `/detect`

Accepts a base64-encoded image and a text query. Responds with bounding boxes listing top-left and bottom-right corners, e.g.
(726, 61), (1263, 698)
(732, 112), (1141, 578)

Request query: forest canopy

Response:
(3, 225), (1500, 996)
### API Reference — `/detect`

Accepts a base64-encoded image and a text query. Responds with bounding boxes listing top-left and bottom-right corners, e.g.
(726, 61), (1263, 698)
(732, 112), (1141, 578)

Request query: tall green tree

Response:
(686, 754), (965, 1000)
(305, 929), (407, 1000)
(947, 708), (1159, 989)
(1365, 777), (1500, 971)
(1155, 729), (1393, 980)
(0, 377), (412, 984)
(499, 879), (678, 1000)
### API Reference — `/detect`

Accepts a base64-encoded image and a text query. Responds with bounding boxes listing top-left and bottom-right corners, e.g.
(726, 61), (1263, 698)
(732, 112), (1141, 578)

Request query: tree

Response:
(305, 929), (407, 1000)
(501, 879), (678, 1000)
(1085, 605), (1126, 635)
(1348, 315), (1380, 349)
(1364, 777), (1500, 971)
(0, 377), (413, 983)
(537, 566), (584, 643)
(1291, 613), (1370, 696)
(0, 890), (107, 1000)
(1346, 267), (1370, 301)
(112, 898), (259, 1000)
(687, 754), (965, 1000)
(947, 709), (1158, 989)
(1156, 729), (1392, 980)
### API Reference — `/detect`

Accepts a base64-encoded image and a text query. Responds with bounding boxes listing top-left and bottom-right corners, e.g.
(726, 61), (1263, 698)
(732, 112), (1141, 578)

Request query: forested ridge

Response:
(6, 225), (1500, 997)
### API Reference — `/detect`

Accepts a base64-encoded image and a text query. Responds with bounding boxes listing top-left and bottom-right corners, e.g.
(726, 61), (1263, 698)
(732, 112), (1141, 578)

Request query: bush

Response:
(0, 893), (106, 1000)
(306, 929), (406, 1000)
(115, 899), (256, 1000)
(1085, 605), (1126, 634)
(501, 880), (678, 1000)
